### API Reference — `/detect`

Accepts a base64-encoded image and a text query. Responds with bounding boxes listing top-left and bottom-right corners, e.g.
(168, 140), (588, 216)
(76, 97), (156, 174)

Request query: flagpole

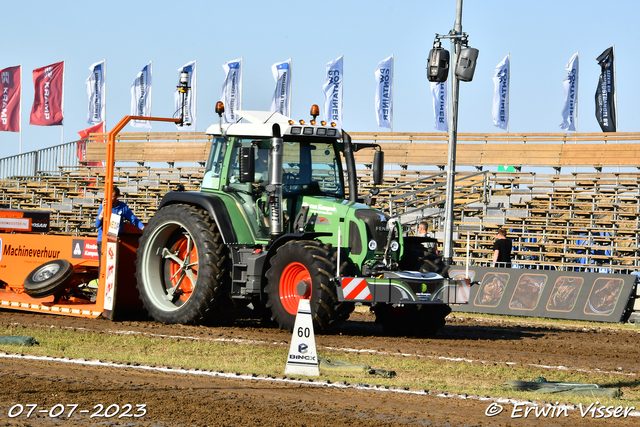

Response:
(390, 54), (394, 133)
(104, 58), (107, 132)
(613, 44), (617, 132)
(575, 52), (579, 133)
(239, 57), (243, 113)
(194, 60), (197, 131)
(288, 58), (292, 118)
(61, 60), (65, 145)
(149, 61), (153, 132)
(19, 64), (22, 155)
(507, 53), (510, 134)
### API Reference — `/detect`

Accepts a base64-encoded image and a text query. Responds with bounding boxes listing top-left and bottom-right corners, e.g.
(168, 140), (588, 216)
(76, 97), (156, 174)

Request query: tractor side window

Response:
(205, 137), (228, 177)
(311, 145), (343, 196)
(203, 137), (228, 190)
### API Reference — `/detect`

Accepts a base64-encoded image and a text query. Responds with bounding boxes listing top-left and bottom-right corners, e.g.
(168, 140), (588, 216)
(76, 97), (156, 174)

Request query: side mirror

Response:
(239, 146), (255, 183)
(372, 150), (384, 186)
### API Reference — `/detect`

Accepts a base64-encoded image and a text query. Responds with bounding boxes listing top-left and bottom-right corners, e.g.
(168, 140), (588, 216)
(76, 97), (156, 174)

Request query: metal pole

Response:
(443, 0), (464, 266)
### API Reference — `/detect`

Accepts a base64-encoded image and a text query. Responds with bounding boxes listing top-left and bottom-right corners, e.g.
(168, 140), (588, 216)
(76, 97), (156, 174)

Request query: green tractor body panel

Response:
(141, 108), (467, 334)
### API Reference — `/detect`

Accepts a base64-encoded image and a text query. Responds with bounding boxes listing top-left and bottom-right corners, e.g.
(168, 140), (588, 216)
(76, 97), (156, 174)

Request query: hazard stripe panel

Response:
(341, 278), (372, 301)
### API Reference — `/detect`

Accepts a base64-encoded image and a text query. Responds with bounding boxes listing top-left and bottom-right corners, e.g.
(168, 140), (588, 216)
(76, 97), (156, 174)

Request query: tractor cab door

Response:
(227, 139), (271, 240)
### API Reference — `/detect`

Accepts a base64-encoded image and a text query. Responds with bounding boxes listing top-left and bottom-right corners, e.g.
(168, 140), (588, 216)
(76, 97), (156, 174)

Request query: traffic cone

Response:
(285, 283), (319, 376)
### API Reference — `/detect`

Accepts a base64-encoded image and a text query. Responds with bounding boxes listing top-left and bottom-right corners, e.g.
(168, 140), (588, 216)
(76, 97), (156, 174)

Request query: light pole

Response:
(442, 0), (464, 266)
(427, 0), (477, 266)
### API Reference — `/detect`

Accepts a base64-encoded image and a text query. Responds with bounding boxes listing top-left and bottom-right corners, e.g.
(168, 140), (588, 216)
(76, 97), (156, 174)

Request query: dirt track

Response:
(0, 309), (638, 426)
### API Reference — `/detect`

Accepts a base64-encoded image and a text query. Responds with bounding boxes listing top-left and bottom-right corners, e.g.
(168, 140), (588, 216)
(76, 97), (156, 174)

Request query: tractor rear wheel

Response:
(265, 240), (350, 333)
(135, 204), (230, 324)
(372, 303), (451, 337)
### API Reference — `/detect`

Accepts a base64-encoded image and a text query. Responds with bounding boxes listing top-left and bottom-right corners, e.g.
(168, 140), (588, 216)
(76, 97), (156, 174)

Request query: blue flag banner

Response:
(431, 81), (447, 132)
(374, 56), (393, 129)
(131, 61), (152, 129)
(86, 60), (105, 125)
(221, 58), (242, 123)
(270, 59), (292, 117)
(560, 53), (579, 131)
(492, 55), (509, 130)
(174, 61), (197, 131)
(323, 56), (343, 128)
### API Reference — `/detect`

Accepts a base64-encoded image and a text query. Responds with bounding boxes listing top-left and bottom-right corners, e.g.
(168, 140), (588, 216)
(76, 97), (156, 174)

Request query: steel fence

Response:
(0, 141), (80, 179)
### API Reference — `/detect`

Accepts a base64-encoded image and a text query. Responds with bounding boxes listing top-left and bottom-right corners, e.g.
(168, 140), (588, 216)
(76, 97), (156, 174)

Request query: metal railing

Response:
(0, 141), (81, 179)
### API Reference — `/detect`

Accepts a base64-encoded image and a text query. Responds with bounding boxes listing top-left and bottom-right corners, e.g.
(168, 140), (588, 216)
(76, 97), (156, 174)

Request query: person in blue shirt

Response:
(95, 186), (145, 270)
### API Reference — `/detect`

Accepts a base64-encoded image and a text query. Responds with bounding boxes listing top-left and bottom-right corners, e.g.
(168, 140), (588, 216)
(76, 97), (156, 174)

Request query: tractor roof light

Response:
(299, 120), (305, 125)
(215, 101), (225, 116)
(321, 121), (327, 126)
(330, 122), (337, 127)
(310, 104), (320, 121)
(288, 120), (295, 125)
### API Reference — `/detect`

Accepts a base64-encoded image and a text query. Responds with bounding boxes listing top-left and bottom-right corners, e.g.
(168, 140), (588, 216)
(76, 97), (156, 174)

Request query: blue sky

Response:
(1, 0), (638, 157)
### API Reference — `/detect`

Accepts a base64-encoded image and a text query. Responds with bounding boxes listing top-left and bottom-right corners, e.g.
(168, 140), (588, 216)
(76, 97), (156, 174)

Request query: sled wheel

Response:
(23, 259), (75, 298)
(135, 204), (230, 324)
(265, 240), (348, 333)
(372, 303), (451, 337)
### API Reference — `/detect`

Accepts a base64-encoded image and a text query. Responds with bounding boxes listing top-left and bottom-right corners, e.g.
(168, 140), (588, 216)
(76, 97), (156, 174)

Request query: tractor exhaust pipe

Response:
(269, 124), (284, 238)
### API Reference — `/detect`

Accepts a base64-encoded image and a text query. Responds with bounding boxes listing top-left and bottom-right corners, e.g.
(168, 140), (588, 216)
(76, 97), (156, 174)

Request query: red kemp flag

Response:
(0, 65), (21, 132)
(30, 61), (64, 126)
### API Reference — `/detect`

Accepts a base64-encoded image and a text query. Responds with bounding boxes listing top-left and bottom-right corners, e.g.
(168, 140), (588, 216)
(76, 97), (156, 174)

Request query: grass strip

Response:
(0, 324), (637, 409)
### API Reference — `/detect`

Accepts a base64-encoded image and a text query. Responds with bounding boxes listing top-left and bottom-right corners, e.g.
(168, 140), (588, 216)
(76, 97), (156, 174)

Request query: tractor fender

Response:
(158, 191), (237, 244)
(261, 232), (332, 280)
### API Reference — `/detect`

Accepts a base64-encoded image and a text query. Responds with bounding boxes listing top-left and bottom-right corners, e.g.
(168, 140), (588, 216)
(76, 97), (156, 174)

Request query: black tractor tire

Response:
(135, 204), (230, 325)
(372, 303), (452, 337)
(265, 240), (350, 333)
(23, 259), (75, 298)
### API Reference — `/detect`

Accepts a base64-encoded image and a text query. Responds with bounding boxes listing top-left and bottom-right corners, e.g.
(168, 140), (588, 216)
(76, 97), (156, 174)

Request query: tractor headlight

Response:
(368, 240), (377, 251)
(390, 240), (399, 252)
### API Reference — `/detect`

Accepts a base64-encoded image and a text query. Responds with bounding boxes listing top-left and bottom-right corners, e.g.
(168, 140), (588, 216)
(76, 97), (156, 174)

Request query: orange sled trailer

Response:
(0, 209), (143, 319)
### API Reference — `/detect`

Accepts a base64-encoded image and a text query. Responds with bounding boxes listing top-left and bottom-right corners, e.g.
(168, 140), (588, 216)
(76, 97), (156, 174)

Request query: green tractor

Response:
(134, 104), (458, 336)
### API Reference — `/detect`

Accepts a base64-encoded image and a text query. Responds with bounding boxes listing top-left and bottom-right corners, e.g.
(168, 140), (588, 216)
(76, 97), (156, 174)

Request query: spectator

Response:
(492, 228), (512, 268)
(95, 186), (145, 270)
(417, 221), (429, 237)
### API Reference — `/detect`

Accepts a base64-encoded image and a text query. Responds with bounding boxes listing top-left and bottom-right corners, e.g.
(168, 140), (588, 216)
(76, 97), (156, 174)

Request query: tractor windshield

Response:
(225, 138), (344, 198)
(281, 140), (344, 197)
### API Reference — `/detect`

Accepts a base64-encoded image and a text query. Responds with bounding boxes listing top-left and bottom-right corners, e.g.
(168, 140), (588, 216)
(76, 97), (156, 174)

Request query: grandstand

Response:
(2, 130), (640, 273)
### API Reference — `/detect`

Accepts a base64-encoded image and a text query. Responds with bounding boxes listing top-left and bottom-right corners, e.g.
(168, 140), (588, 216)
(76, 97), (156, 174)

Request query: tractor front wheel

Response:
(265, 240), (349, 333)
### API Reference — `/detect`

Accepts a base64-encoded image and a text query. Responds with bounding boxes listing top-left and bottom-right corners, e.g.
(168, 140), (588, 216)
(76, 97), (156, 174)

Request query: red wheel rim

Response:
(279, 262), (310, 315)
(169, 236), (198, 302)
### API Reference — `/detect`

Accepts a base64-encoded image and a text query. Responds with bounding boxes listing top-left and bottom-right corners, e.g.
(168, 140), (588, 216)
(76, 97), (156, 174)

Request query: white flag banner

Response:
(374, 55), (393, 129)
(492, 55), (509, 130)
(174, 60), (196, 131)
(130, 61), (152, 129)
(270, 59), (292, 117)
(560, 52), (579, 131)
(323, 56), (343, 128)
(220, 58), (243, 123)
(431, 81), (448, 132)
(86, 60), (105, 125)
